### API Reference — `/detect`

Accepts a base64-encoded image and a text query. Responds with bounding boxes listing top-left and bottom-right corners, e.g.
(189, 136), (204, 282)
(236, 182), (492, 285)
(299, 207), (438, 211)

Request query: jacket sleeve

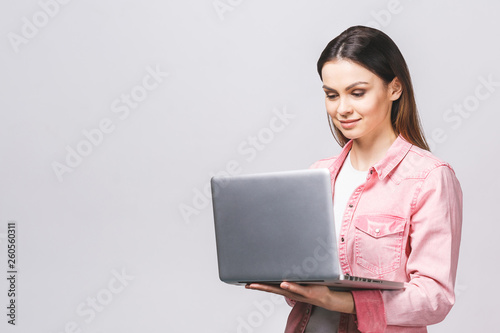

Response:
(353, 165), (463, 330)
(351, 290), (386, 332)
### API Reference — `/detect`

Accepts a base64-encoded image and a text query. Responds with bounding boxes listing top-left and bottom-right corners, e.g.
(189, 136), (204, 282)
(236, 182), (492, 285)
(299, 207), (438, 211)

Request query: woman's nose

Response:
(337, 97), (353, 116)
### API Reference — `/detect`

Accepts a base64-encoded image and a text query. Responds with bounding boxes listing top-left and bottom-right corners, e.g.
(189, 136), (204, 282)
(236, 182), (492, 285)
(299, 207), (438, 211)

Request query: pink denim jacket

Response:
(284, 135), (463, 333)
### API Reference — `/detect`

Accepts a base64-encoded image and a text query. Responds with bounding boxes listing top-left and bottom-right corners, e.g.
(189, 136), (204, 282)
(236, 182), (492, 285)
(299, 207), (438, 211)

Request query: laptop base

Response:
(237, 275), (404, 290)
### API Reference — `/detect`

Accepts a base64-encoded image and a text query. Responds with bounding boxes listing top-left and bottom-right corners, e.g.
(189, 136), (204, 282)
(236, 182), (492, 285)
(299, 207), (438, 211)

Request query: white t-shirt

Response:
(304, 151), (368, 333)
(333, 151), (369, 254)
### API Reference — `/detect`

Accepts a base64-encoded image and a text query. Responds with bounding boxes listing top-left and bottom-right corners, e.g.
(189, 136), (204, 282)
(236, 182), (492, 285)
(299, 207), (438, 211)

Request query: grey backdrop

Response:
(1, 0), (499, 332)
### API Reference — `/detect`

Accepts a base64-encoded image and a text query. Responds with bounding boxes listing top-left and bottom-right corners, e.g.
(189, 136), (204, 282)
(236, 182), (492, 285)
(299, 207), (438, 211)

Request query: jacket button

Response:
(341, 237), (344, 242)
(348, 204), (353, 208)
(370, 169), (373, 174)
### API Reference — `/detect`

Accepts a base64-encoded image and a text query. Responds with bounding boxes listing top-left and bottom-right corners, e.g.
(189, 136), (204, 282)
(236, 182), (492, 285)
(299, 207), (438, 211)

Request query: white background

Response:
(1, 0), (499, 332)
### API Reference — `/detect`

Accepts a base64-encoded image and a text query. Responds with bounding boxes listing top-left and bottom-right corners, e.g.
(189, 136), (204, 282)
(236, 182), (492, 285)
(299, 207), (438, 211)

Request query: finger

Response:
(245, 283), (287, 295)
(245, 282), (318, 305)
(280, 282), (309, 297)
(245, 283), (305, 302)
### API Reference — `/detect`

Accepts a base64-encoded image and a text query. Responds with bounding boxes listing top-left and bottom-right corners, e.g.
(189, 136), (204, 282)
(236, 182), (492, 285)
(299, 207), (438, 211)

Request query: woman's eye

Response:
(352, 91), (365, 97)
(326, 94), (338, 100)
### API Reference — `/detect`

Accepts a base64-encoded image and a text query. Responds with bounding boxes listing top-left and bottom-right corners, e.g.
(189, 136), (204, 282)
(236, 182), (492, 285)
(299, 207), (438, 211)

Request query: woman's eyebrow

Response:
(346, 81), (369, 90)
(322, 81), (369, 92)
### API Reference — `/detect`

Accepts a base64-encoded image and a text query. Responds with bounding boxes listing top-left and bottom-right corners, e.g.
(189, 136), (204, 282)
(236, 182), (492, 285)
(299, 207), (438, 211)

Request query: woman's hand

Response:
(245, 282), (356, 314)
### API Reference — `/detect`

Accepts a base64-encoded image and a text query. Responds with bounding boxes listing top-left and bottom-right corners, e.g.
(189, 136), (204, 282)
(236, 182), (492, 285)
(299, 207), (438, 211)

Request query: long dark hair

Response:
(317, 26), (429, 151)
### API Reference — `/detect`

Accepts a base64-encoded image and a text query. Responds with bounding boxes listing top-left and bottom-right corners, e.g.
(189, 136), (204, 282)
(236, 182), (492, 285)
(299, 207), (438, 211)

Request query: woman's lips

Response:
(339, 119), (361, 129)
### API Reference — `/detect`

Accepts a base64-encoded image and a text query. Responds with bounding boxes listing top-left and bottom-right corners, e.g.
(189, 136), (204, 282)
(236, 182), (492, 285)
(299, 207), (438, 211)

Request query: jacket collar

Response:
(328, 134), (413, 181)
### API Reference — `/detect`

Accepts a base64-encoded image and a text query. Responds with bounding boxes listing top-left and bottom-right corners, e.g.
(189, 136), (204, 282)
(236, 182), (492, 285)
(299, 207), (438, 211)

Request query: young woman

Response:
(246, 26), (463, 332)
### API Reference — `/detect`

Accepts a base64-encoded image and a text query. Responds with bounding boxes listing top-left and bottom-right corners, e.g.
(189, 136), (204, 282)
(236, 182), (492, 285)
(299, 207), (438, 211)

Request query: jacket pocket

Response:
(354, 214), (407, 276)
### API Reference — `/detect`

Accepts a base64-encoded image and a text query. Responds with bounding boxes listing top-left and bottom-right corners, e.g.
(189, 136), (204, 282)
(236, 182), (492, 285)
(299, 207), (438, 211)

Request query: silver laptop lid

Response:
(211, 169), (340, 284)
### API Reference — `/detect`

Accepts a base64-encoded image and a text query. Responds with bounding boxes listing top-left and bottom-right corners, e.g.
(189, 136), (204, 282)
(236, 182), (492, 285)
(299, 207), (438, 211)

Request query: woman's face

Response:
(321, 60), (401, 143)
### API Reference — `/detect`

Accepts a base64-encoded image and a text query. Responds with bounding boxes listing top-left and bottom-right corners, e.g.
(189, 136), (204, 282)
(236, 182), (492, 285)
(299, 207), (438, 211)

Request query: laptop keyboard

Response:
(345, 275), (383, 283)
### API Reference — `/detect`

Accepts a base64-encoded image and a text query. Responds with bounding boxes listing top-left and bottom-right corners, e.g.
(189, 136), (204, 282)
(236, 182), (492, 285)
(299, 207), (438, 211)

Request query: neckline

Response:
(347, 151), (368, 174)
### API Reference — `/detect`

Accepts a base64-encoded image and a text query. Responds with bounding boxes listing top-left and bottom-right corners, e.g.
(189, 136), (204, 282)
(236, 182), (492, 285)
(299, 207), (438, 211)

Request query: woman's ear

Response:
(389, 77), (403, 101)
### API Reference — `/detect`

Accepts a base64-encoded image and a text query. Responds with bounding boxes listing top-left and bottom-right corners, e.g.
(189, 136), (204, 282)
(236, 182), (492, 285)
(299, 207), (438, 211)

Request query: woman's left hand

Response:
(245, 282), (356, 314)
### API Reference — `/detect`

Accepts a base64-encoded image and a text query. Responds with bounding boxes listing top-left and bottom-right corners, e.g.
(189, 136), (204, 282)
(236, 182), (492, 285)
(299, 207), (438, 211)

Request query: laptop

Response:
(211, 168), (404, 290)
